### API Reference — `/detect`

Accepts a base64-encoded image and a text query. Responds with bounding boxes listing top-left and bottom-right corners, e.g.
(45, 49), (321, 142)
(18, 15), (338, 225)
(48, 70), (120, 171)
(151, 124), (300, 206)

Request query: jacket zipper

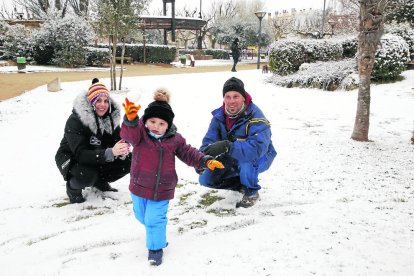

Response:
(153, 143), (163, 200)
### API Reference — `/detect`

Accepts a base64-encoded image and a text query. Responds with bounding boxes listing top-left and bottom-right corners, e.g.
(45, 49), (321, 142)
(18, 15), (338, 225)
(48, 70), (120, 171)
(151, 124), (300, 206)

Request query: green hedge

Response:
(341, 37), (358, 58)
(204, 49), (230, 59)
(96, 43), (176, 64)
(85, 47), (110, 66)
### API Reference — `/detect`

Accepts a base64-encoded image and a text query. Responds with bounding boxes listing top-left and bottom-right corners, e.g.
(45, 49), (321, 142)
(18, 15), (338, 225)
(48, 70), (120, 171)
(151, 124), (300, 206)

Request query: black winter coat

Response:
(55, 92), (123, 180)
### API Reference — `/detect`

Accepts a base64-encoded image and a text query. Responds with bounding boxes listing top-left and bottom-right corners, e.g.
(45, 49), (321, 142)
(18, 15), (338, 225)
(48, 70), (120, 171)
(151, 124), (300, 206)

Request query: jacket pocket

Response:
(55, 151), (73, 181)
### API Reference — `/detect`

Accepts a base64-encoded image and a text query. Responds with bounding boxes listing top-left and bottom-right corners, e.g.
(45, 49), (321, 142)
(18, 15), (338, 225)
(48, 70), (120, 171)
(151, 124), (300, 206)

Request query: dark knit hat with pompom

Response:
(143, 88), (175, 129)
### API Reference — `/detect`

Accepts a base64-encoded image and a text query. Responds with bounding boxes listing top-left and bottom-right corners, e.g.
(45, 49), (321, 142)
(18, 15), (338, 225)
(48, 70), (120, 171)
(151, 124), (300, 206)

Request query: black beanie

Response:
(143, 89), (175, 129)
(222, 77), (246, 98)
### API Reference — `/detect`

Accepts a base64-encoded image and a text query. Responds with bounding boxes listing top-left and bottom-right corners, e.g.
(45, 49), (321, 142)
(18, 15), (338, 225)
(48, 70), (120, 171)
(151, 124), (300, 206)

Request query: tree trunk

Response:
(111, 35), (117, 91)
(79, 0), (88, 15)
(109, 36), (113, 90)
(351, 0), (386, 141)
(55, 0), (61, 10)
(119, 38), (125, 90)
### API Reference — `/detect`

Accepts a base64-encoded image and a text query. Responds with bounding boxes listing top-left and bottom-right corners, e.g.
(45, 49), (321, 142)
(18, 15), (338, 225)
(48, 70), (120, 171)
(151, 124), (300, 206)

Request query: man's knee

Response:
(199, 170), (215, 187)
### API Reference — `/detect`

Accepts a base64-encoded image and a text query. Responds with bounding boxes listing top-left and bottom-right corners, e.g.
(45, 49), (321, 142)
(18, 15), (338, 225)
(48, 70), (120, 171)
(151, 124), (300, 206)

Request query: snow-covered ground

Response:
(0, 58), (257, 73)
(0, 64), (112, 73)
(0, 68), (413, 276)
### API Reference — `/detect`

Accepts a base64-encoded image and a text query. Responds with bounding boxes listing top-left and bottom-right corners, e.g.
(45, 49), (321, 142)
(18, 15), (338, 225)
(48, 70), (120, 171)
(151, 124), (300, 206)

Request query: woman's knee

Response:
(69, 163), (98, 189)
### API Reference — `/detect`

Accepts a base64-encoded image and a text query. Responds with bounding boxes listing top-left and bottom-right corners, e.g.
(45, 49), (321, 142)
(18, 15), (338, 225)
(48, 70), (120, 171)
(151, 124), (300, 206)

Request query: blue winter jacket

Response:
(200, 100), (276, 173)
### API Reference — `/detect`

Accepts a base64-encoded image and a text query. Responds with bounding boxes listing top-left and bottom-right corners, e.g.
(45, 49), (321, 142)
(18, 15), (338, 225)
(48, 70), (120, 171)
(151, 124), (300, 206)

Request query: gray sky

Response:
(2, 0), (327, 15)
(150, 0), (325, 14)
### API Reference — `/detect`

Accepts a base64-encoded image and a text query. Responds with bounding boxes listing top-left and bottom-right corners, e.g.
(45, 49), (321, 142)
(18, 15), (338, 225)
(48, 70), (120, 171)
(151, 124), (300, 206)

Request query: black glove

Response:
(204, 140), (232, 157)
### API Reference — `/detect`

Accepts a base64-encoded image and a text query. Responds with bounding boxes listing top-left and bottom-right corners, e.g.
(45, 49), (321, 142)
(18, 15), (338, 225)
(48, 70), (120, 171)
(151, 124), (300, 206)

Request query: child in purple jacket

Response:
(121, 88), (224, 266)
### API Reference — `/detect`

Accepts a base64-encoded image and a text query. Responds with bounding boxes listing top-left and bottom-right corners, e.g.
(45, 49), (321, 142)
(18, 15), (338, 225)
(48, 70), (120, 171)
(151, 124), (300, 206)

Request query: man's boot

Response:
(94, 181), (118, 192)
(236, 189), (260, 208)
(66, 182), (85, 203)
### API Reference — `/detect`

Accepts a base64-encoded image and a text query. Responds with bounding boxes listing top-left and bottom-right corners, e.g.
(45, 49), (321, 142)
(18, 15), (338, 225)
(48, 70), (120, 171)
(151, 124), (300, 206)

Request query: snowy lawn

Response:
(0, 69), (413, 276)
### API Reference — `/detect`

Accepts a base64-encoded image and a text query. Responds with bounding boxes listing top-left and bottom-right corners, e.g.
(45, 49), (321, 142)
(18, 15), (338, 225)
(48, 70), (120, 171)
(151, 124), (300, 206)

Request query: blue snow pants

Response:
(131, 193), (169, 250)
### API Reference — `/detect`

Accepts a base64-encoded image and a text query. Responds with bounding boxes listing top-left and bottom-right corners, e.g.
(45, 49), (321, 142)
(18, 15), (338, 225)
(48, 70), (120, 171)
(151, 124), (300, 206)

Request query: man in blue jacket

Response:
(199, 77), (277, 208)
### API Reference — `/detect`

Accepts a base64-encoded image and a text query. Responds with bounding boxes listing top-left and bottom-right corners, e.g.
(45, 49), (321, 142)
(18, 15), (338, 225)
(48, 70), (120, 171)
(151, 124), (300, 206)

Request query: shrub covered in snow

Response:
(85, 47), (110, 66)
(341, 37), (358, 58)
(385, 22), (414, 61)
(2, 24), (33, 60)
(269, 39), (343, 75)
(303, 40), (343, 62)
(269, 40), (306, 75)
(266, 59), (358, 91)
(0, 21), (9, 46)
(32, 13), (94, 66)
(95, 43), (176, 64)
(204, 49), (230, 59)
(372, 34), (410, 80)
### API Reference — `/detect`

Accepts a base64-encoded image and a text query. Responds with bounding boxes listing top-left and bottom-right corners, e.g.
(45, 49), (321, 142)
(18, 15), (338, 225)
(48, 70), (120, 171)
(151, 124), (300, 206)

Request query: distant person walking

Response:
(231, 38), (241, 72)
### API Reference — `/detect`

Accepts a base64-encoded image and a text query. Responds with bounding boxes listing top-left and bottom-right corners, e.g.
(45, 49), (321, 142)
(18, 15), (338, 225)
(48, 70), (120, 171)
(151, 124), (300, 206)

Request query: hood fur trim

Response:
(73, 92), (121, 135)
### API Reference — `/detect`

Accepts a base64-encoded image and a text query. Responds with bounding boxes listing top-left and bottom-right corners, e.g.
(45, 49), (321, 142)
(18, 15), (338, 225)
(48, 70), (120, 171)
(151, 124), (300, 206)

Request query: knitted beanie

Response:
(87, 82), (110, 105)
(222, 77), (246, 98)
(143, 88), (175, 129)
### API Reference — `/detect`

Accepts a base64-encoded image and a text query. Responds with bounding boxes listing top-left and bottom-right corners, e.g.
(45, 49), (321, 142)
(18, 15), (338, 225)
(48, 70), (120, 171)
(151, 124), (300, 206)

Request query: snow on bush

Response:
(340, 37), (358, 58)
(2, 24), (32, 60)
(85, 47), (110, 66)
(32, 13), (95, 66)
(385, 22), (414, 61)
(269, 40), (306, 75)
(204, 49), (230, 59)
(95, 43), (176, 64)
(372, 34), (410, 80)
(269, 39), (343, 75)
(0, 21), (9, 47)
(303, 39), (343, 62)
(266, 58), (358, 91)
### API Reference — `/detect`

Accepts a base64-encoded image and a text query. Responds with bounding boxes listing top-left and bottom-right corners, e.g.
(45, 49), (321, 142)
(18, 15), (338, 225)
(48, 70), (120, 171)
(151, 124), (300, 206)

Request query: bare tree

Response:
(338, 0), (360, 15)
(0, 4), (15, 19)
(351, 0), (388, 141)
(94, 0), (149, 90)
(68, 0), (89, 17)
(14, 0), (69, 18)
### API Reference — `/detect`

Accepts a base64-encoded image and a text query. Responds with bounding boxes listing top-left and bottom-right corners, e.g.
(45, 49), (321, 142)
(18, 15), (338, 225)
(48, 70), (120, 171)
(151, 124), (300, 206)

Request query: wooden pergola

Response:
(154, 0), (206, 45)
(138, 16), (205, 30)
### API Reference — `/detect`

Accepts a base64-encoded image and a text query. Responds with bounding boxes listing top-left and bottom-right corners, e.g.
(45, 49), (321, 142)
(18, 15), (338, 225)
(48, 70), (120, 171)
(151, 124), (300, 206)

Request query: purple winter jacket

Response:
(121, 117), (205, 200)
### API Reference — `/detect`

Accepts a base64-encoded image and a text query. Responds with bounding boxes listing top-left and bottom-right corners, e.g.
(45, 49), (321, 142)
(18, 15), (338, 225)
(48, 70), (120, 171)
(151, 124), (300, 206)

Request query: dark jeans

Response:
(69, 155), (131, 189)
(231, 56), (239, 71)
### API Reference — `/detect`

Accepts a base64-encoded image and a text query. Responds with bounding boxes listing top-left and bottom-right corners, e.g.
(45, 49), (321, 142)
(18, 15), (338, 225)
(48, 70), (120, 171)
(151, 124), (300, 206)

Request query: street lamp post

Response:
(255, 11), (266, 70)
(197, 0), (203, 49)
(321, 0), (327, 38)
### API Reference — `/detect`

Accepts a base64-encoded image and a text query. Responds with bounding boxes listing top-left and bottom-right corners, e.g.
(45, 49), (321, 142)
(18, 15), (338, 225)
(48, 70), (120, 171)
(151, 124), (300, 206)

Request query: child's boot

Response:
(148, 249), (163, 266)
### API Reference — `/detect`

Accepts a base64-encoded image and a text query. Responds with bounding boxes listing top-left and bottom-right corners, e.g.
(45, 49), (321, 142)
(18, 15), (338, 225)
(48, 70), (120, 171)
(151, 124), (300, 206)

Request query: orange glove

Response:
(206, 159), (224, 170)
(122, 97), (141, 121)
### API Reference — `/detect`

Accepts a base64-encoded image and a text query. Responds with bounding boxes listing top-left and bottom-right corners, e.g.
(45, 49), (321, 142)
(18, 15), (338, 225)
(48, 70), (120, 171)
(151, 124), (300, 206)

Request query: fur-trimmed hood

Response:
(72, 92), (121, 135)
